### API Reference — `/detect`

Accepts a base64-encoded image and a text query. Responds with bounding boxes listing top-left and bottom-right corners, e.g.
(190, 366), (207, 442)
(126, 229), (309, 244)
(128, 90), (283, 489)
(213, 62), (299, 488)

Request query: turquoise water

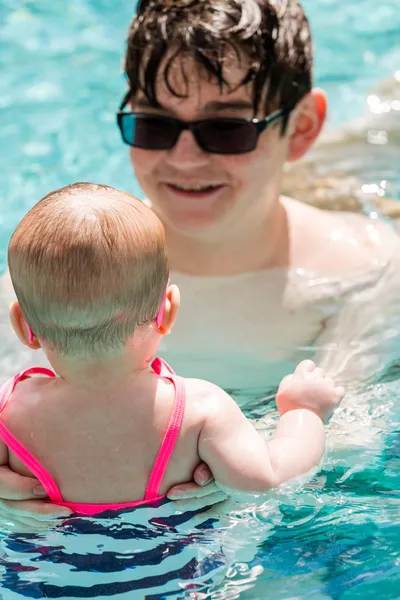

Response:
(0, 0), (399, 271)
(0, 1), (399, 598)
(304, 0), (400, 124)
(0, 379), (398, 598)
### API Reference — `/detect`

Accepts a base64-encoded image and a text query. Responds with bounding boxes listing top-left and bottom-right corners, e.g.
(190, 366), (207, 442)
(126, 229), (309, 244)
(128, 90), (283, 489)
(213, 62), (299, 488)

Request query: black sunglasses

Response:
(117, 92), (293, 155)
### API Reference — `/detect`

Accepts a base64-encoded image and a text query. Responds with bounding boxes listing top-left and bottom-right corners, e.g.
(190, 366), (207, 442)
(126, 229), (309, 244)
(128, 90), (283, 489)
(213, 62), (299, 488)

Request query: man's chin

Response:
(165, 212), (227, 240)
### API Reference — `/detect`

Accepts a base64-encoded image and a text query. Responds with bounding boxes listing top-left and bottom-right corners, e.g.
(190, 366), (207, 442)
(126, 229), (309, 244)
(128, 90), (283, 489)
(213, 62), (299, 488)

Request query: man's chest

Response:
(159, 273), (333, 391)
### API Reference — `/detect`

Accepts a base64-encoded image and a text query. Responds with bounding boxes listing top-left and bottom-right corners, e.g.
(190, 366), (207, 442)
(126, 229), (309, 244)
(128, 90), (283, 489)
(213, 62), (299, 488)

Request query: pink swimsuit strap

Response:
(0, 358), (186, 515)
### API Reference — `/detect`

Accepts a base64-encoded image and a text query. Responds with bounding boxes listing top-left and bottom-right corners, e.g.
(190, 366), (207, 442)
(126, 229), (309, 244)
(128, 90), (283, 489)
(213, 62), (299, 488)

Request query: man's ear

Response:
(9, 301), (41, 350)
(287, 89), (327, 162)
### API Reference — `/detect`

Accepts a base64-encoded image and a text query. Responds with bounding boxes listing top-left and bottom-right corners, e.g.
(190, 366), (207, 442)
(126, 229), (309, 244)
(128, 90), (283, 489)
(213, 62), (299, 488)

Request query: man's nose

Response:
(164, 129), (209, 168)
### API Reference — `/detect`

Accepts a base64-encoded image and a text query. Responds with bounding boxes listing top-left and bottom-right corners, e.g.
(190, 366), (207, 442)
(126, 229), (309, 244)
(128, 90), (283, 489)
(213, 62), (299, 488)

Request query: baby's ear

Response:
(158, 284), (180, 335)
(9, 301), (41, 350)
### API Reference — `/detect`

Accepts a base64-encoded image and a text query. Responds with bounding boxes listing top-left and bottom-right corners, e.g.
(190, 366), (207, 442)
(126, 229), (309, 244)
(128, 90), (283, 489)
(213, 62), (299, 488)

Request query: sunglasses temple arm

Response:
(118, 89), (132, 112)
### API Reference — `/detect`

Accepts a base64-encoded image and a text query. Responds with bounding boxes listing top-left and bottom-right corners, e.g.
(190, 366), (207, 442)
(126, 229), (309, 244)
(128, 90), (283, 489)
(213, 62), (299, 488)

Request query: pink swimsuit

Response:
(0, 357), (185, 516)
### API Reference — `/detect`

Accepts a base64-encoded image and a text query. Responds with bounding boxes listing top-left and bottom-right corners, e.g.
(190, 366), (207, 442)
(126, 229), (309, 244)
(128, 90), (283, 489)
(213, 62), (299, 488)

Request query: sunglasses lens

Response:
(119, 115), (180, 150)
(196, 120), (258, 154)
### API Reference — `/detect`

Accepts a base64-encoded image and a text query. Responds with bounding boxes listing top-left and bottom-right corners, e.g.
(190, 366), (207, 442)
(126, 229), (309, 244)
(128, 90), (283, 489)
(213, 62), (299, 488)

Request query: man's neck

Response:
(166, 198), (289, 276)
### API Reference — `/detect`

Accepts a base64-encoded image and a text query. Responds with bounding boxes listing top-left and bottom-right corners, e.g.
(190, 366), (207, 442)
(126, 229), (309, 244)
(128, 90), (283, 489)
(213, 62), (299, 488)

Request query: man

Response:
(0, 0), (398, 524)
(118, 0), (398, 389)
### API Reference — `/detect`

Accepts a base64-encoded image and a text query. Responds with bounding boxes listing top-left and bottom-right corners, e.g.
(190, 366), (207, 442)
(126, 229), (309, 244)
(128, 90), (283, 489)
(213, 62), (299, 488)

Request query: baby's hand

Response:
(276, 360), (345, 421)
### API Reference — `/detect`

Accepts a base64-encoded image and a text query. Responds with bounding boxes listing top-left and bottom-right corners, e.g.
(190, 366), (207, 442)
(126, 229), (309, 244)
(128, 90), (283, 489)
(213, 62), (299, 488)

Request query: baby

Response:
(0, 183), (344, 515)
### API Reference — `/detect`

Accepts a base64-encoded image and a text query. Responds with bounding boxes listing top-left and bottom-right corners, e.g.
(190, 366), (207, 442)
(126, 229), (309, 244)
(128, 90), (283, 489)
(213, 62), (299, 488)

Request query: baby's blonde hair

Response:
(8, 182), (169, 358)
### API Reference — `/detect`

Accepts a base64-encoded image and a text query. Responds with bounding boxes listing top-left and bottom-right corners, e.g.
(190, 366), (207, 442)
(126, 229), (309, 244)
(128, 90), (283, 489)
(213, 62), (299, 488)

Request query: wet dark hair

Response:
(124, 0), (313, 132)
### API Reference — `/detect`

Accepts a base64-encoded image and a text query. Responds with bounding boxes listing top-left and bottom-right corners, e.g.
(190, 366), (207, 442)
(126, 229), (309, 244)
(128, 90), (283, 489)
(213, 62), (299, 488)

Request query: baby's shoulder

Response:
(182, 378), (237, 418)
(11, 375), (51, 401)
(184, 377), (225, 398)
(0, 376), (51, 424)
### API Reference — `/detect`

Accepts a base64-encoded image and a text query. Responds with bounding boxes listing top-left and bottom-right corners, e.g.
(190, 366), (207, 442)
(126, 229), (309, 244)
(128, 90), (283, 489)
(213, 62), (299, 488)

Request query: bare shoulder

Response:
(0, 378), (53, 436)
(5, 377), (51, 410)
(284, 197), (400, 274)
(183, 378), (237, 416)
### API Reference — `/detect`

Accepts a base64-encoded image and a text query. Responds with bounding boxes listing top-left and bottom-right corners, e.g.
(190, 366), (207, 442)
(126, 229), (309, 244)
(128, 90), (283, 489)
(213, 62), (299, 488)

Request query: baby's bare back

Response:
(2, 373), (204, 504)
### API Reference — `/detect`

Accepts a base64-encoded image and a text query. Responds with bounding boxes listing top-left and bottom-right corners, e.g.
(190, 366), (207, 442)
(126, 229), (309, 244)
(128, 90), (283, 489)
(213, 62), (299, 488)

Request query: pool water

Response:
(0, 378), (398, 599)
(0, 1), (399, 598)
(0, 0), (399, 271)
(304, 0), (400, 126)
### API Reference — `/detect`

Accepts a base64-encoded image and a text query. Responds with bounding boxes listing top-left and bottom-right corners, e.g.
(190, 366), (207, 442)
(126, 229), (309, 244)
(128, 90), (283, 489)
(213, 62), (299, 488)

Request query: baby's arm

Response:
(198, 361), (343, 493)
(198, 391), (324, 492)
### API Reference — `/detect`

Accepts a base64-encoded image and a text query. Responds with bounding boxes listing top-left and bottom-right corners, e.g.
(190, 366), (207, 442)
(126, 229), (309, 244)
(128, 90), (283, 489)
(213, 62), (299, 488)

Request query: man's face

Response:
(129, 57), (291, 242)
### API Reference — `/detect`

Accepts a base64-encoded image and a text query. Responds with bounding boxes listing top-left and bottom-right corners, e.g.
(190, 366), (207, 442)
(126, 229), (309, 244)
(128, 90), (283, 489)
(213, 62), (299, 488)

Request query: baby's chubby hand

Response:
(276, 360), (345, 421)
